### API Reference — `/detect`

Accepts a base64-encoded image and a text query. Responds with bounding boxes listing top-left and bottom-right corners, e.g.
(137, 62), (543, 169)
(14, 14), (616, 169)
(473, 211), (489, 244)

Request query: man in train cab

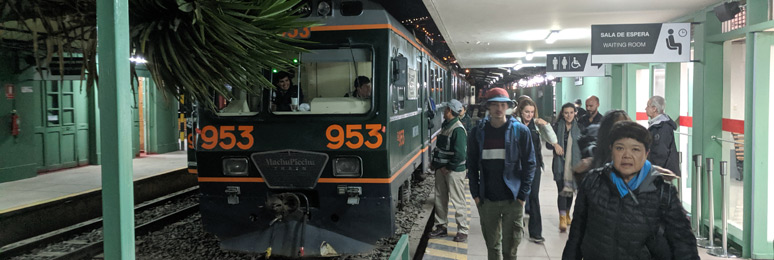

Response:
(646, 95), (681, 176)
(429, 99), (469, 242)
(272, 71), (304, 111)
(468, 88), (536, 259)
(578, 95), (601, 128)
(574, 98), (587, 119)
(345, 76), (372, 99)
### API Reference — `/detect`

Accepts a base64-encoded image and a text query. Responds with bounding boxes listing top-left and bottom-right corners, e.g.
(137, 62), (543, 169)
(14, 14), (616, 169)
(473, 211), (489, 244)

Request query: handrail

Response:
(388, 234), (410, 260)
(675, 131), (692, 136)
(711, 135), (743, 145)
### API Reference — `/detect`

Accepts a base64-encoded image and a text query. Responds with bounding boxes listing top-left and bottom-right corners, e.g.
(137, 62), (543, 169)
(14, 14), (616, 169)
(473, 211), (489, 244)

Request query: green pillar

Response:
(692, 12), (725, 244)
(610, 64), (624, 110)
(664, 63), (681, 119)
(747, 31), (774, 259)
(624, 64), (646, 120)
(97, 0), (135, 259)
(555, 78), (565, 114)
(88, 87), (101, 165)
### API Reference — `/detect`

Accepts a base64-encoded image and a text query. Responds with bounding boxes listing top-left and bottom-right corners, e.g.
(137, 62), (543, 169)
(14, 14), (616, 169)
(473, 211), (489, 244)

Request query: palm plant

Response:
(0, 0), (316, 110)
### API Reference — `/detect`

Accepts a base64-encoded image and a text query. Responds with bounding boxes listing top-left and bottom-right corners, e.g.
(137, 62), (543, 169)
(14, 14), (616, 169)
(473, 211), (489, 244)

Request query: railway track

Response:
(2, 187), (200, 260)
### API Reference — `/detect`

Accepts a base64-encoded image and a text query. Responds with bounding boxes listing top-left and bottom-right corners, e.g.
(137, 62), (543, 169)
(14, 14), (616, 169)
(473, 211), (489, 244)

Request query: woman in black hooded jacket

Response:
(562, 121), (698, 260)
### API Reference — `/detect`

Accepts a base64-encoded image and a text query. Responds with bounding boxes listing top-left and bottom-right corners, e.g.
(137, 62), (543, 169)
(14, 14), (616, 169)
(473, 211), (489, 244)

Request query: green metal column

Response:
(88, 86), (101, 165)
(624, 64), (645, 120)
(555, 78), (565, 113)
(692, 12), (724, 245)
(664, 63), (681, 119)
(747, 31), (774, 259)
(610, 64), (624, 110)
(97, 0), (135, 259)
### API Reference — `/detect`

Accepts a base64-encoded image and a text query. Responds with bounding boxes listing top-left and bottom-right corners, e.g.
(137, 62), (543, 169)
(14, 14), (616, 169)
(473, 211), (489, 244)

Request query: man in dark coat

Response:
(645, 96), (680, 176)
(578, 96), (601, 128)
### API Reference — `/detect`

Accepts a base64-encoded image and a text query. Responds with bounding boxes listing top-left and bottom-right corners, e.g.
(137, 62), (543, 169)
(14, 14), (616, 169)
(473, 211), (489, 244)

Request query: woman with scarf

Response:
(563, 121), (698, 260)
(548, 102), (582, 232)
(514, 98), (559, 243)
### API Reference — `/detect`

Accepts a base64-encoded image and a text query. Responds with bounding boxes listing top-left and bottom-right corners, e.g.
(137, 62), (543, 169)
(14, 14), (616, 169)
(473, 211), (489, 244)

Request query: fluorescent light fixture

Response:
(545, 30), (560, 44)
(513, 62), (524, 71)
(130, 56), (147, 64)
(525, 52), (534, 61)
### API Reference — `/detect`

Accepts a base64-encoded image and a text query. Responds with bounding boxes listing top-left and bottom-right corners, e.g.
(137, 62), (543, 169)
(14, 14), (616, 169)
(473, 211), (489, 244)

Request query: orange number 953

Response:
(200, 125), (255, 150)
(326, 124), (383, 149)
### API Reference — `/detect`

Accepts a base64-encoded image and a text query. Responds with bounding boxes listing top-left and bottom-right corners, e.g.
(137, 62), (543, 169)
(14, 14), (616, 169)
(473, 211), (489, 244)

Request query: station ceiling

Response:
(423, 0), (718, 70)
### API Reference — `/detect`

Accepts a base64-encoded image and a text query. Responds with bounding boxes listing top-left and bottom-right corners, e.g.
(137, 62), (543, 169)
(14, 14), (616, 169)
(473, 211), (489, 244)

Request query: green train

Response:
(190, 0), (473, 257)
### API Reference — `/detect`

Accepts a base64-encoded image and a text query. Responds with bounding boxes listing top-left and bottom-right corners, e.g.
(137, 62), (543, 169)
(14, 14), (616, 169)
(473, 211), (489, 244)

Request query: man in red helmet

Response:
(468, 87), (536, 259)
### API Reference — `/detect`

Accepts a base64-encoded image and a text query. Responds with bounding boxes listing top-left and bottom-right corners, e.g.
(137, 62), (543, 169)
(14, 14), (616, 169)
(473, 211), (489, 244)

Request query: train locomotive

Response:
(190, 0), (473, 257)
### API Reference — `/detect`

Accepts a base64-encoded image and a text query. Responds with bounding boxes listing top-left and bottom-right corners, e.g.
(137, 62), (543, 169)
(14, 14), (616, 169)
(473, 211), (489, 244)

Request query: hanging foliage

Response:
(0, 0), (316, 110)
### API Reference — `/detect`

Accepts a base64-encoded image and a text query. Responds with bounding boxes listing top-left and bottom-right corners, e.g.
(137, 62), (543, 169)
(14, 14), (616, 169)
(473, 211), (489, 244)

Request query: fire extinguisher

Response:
(11, 110), (19, 136)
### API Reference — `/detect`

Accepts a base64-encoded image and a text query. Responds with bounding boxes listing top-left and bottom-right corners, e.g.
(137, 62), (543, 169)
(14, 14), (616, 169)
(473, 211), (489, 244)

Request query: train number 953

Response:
(199, 125), (255, 150)
(326, 124), (383, 149)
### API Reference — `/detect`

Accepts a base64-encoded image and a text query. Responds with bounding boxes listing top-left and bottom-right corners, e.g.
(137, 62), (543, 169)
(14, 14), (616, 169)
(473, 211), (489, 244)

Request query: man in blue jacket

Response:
(468, 88), (536, 260)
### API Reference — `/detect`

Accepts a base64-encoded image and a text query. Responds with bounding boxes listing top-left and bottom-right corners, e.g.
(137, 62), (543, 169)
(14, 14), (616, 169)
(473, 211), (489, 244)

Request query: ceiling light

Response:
(130, 56), (147, 64)
(525, 52), (534, 61)
(545, 30), (560, 44)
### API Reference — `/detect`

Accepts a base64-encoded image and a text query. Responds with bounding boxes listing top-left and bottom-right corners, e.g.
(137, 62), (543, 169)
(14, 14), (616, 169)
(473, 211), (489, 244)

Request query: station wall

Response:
(0, 54), (180, 183)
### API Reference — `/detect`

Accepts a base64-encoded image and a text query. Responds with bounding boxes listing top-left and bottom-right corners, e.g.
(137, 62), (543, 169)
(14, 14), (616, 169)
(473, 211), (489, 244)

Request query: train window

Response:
(214, 84), (263, 116)
(340, 1), (363, 16)
(273, 48), (373, 115)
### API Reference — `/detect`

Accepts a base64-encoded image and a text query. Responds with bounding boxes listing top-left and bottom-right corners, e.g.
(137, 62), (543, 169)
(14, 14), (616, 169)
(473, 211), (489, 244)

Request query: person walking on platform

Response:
(563, 121), (698, 260)
(514, 98), (559, 244)
(573, 110), (631, 182)
(468, 88), (536, 260)
(579, 96), (601, 128)
(645, 96), (681, 176)
(574, 99), (587, 119)
(429, 99), (470, 242)
(459, 104), (474, 134)
(549, 103), (582, 232)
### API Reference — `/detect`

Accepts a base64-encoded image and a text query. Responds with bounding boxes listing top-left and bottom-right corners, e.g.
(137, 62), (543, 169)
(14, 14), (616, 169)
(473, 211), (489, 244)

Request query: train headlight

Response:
(317, 1), (332, 16)
(333, 157), (362, 177)
(223, 158), (249, 176)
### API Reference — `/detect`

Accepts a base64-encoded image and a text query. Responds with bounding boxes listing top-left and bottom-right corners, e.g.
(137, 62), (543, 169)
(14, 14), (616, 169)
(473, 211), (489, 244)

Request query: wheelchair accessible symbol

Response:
(571, 57), (581, 69)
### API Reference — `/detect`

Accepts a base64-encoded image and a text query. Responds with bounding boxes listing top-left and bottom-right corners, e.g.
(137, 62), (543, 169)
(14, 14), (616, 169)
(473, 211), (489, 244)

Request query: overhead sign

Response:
(591, 23), (690, 63)
(545, 53), (605, 77)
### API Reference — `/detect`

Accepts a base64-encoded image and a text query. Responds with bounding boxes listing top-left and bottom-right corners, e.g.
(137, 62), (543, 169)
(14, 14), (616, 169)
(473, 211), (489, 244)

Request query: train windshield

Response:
(271, 47), (373, 115)
(214, 84), (263, 116)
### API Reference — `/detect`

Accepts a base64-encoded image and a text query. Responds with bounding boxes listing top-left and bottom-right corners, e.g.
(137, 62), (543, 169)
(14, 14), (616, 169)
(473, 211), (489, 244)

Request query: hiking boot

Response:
(453, 233), (468, 242)
(566, 212), (572, 225)
(429, 226), (447, 237)
(559, 215), (568, 232)
(528, 236), (545, 243)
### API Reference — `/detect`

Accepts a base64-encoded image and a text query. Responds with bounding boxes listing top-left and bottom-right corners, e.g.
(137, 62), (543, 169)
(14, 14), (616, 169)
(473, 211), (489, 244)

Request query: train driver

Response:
(272, 71), (304, 111)
(345, 76), (372, 99)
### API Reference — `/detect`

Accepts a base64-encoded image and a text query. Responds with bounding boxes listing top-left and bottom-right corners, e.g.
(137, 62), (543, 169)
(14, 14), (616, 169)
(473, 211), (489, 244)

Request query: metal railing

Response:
(711, 135), (743, 145)
(389, 234), (410, 260)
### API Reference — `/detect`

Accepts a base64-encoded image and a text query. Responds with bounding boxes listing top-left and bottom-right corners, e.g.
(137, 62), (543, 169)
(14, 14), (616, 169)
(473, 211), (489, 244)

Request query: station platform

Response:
(0, 151), (187, 213)
(423, 149), (742, 260)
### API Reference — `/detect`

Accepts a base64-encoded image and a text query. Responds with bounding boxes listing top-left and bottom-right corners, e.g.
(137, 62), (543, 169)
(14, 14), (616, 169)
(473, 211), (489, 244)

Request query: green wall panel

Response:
(0, 53), (39, 182)
(559, 76), (613, 116)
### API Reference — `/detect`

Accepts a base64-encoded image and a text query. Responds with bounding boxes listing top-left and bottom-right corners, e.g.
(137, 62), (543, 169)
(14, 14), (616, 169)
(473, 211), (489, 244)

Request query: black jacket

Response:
(647, 115), (681, 176)
(579, 112), (601, 129)
(562, 164), (698, 260)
